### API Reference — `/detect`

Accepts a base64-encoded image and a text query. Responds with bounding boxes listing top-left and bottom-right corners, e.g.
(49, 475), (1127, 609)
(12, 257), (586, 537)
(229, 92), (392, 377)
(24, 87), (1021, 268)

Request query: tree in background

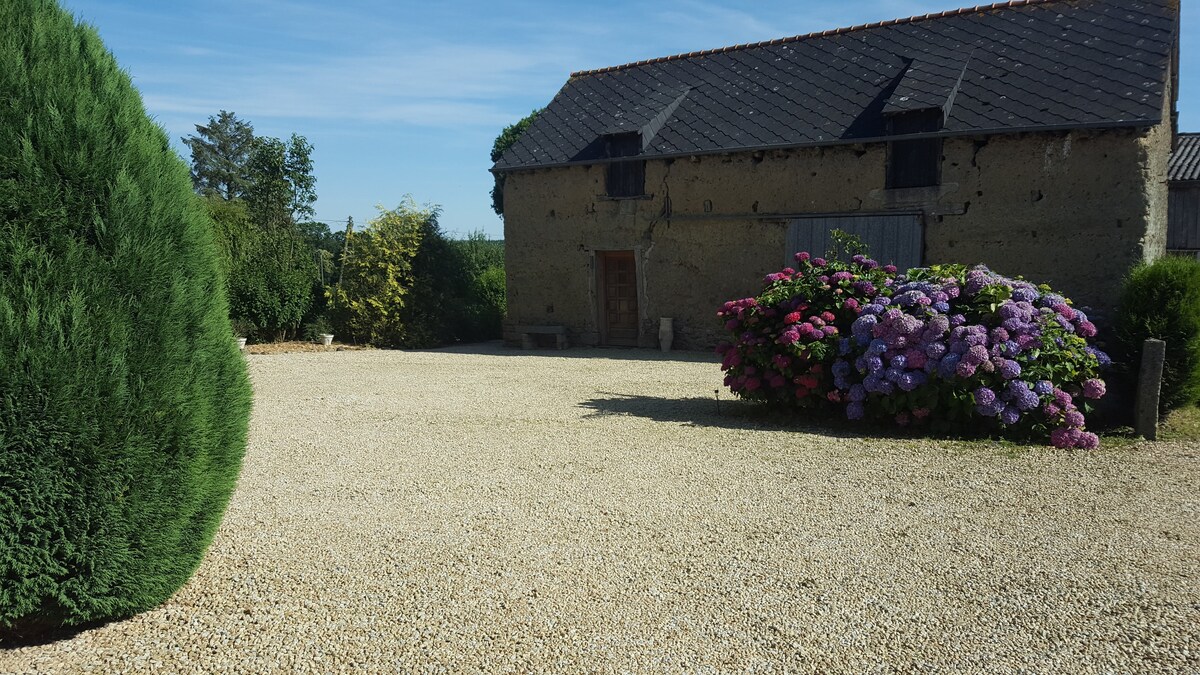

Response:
(0, 0), (251, 637)
(182, 110), (257, 200)
(327, 197), (506, 348)
(328, 198), (432, 347)
(185, 115), (321, 340)
(490, 108), (541, 218)
(245, 134), (317, 228)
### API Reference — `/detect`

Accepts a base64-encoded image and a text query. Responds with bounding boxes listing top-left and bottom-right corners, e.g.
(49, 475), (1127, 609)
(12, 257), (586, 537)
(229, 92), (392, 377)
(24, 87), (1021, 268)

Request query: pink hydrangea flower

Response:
(1082, 378), (1106, 399)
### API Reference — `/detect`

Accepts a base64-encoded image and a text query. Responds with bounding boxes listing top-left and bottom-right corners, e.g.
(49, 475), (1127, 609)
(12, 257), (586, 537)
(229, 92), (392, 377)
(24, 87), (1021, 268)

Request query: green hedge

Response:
(1115, 255), (1200, 414)
(0, 0), (252, 635)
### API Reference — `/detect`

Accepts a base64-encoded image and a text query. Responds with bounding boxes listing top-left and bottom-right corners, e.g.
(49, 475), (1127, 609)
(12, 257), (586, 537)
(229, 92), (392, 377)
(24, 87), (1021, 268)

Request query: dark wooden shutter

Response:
(605, 133), (644, 197)
(886, 109), (942, 189)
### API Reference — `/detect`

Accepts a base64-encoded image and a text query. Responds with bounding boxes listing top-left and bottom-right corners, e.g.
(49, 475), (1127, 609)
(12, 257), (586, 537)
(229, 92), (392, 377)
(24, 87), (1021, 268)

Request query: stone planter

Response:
(658, 317), (674, 352)
(235, 337), (247, 351)
(319, 333), (334, 347)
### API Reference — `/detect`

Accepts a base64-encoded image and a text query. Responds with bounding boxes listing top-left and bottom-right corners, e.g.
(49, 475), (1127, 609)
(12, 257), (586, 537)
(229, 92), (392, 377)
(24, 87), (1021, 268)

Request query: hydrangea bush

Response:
(717, 252), (1110, 448)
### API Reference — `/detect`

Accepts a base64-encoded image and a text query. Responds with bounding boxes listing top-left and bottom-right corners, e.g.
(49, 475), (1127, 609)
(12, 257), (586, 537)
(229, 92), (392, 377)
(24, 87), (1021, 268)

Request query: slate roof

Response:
(1169, 133), (1200, 182)
(495, 0), (1178, 172)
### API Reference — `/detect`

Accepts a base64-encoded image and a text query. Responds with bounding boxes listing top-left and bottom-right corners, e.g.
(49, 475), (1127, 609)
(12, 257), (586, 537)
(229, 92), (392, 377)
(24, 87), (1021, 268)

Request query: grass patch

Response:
(1160, 405), (1200, 441)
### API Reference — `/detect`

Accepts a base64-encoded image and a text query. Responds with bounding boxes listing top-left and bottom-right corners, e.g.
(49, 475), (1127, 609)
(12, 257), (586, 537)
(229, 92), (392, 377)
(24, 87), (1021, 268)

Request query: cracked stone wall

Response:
(503, 125), (1170, 349)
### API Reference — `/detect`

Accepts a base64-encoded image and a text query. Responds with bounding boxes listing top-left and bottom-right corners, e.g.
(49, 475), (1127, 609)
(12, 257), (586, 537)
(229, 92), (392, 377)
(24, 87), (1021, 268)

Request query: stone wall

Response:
(503, 123), (1171, 349)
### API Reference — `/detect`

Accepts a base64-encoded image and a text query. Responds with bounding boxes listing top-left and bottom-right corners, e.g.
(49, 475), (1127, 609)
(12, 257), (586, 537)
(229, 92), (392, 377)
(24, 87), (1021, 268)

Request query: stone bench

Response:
(518, 325), (568, 350)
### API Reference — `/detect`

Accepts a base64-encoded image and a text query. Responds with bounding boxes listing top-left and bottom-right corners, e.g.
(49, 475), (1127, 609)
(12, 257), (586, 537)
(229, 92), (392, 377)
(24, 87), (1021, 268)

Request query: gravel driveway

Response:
(4, 344), (1198, 673)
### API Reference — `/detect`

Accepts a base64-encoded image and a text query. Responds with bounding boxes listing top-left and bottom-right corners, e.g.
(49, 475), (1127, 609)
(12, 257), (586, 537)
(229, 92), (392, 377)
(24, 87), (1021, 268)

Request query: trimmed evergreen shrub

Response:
(0, 0), (252, 636)
(1115, 256), (1200, 413)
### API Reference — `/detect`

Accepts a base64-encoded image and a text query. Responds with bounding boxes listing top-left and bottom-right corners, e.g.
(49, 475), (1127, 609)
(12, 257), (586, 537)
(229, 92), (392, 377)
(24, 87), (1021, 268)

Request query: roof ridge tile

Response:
(570, 0), (1051, 77)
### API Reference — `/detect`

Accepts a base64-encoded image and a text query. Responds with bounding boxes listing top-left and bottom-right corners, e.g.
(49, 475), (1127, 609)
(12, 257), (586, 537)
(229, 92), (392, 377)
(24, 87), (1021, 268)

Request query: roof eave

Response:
(491, 118), (1161, 174)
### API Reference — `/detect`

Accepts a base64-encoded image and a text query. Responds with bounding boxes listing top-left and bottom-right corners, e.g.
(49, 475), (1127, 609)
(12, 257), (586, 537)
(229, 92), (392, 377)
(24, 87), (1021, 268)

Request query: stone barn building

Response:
(493, 0), (1179, 349)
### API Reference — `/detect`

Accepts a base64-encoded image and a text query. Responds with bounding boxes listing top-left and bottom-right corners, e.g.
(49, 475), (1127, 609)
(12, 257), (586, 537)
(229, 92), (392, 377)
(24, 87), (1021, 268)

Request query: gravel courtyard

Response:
(5, 344), (1199, 673)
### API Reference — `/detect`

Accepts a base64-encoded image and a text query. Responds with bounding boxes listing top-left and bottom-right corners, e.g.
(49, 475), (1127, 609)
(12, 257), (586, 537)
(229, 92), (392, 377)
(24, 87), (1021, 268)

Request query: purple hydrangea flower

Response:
(956, 360), (978, 378)
(974, 386), (997, 405)
(846, 402), (865, 420)
(1011, 287), (1039, 303)
(975, 400), (1004, 417)
(999, 360), (1022, 380)
(1034, 380), (1053, 395)
(1064, 410), (1085, 428)
(1007, 382), (1039, 411)
(848, 384), (867, 402)
(964, 345), (990, 366)
(1000, 406), (1021, 425)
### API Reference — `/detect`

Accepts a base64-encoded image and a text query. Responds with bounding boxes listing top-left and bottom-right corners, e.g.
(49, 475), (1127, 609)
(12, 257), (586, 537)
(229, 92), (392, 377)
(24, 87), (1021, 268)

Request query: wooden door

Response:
(599, 250), (639, 346)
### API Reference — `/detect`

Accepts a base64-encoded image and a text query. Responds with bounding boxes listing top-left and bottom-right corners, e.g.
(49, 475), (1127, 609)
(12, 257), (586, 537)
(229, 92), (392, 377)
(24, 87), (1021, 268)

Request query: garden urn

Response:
(659, 317), (674, 352)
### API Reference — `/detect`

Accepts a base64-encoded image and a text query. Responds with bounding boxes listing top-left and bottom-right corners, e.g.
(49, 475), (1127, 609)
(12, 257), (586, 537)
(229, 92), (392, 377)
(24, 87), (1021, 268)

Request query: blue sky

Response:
(60, 0), (1198, 240)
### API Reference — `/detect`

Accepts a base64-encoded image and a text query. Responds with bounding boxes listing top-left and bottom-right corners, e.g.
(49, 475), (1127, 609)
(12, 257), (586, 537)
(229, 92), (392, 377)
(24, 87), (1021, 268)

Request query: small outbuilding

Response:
(1168, 132), (1200, 256)
(493, 0), (1180, 349)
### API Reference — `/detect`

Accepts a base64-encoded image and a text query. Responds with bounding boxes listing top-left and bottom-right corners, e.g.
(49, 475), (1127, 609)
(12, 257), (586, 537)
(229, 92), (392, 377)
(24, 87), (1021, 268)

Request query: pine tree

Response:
(0, 0), (252, 637)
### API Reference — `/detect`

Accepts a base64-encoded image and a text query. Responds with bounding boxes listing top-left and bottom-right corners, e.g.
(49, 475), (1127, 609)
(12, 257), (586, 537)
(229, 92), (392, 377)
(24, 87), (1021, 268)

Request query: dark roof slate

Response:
(1170, 133), (1200, 182)
(495, 0), (1177, 171)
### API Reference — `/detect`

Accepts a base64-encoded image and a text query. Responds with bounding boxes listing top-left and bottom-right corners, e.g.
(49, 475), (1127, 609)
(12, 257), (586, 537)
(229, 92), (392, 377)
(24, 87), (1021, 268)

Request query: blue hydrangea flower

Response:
(832, 360), (852, 378)
(925, 341), (947, 359)
(1086, 347), (1112, 367)
(1034, 380), (1054, 395)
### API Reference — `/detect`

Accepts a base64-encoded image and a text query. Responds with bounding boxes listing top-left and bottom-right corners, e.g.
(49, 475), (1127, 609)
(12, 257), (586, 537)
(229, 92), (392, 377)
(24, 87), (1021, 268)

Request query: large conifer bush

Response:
(0, 0), (252, 635)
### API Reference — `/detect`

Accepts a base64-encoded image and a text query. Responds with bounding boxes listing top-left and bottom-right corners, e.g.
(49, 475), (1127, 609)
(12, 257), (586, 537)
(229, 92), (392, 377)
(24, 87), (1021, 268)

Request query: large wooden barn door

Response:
(786, 214), (923, 270)
(598, 250), (639, 346)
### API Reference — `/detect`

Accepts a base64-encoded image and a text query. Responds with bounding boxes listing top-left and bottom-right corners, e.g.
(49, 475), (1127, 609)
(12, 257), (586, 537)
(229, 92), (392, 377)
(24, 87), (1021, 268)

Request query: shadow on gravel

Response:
(578, 392), (1003, 447)
(0, 618), (112, 649)
(578, 392), (869, 437)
